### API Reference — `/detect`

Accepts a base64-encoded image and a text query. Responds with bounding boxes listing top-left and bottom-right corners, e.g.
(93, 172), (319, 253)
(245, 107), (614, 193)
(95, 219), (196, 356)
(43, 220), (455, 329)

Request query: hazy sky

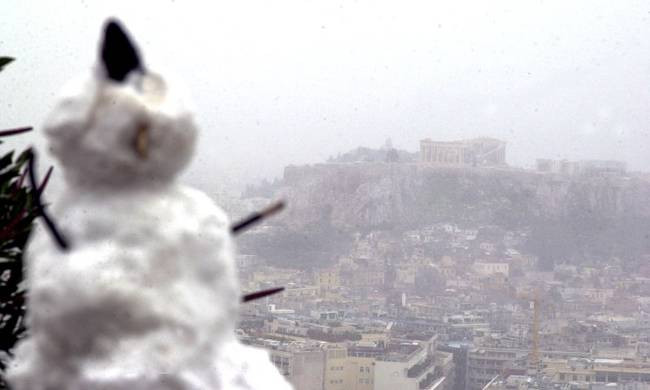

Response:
(2, 1), (650, 193)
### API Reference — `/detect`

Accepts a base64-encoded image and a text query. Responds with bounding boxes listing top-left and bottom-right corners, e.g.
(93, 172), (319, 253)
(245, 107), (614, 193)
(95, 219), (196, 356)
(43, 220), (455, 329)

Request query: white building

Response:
(375, 336), (443, 390)
(473, 262), (510, 278)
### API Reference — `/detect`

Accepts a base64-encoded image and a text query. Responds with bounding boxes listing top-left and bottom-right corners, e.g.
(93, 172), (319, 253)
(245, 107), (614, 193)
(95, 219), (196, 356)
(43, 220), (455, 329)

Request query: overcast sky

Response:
(2, 1), (650, 193)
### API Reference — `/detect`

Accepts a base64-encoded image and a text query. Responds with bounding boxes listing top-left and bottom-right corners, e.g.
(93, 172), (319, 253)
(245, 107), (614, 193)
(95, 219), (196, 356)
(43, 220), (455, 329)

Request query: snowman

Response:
(6, 19), (292, 390)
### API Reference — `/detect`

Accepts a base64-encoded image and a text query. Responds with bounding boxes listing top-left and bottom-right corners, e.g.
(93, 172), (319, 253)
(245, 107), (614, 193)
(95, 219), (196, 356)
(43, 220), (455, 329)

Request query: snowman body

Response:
(6, 20), (292, 390)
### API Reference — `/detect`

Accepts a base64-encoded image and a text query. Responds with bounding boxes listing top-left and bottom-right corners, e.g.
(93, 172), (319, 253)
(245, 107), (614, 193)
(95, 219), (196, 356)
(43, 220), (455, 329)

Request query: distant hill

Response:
(239, 155), (650, 271)
(326, 146), (417, 164)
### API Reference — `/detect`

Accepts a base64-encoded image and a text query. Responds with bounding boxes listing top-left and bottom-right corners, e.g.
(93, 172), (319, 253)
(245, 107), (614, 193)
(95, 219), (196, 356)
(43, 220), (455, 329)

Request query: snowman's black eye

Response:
(101, 19), (142, 82)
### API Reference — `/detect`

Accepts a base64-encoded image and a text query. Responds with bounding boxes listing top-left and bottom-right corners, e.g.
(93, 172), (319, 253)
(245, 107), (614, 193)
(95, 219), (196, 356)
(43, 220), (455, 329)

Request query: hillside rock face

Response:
(279, 163), (650, 229)
(245, 163), (650, 269)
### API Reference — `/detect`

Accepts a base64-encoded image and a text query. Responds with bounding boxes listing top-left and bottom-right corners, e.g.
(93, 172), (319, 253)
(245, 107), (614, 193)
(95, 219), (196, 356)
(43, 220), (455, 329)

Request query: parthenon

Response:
(419, 137), (507, 167)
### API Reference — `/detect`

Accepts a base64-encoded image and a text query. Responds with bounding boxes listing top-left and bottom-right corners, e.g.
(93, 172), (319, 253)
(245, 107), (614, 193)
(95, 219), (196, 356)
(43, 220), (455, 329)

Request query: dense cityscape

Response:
(226, 138), (650, 390)
(5, 3), (650, 390)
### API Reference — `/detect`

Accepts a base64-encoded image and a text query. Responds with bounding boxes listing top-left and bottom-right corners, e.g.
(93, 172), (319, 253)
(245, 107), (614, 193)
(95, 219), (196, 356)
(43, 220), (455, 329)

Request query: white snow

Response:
(6, 28), (292, 390)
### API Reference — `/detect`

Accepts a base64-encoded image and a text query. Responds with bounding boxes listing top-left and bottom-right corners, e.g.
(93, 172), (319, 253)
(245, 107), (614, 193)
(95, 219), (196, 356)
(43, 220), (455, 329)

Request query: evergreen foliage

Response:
(0, 57), (49, 389)
(0, 146), (33, 372)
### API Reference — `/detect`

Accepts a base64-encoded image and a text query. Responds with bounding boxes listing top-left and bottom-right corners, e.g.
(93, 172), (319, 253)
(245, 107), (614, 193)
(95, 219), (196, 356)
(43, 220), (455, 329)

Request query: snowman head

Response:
(44, 19), (198, 188)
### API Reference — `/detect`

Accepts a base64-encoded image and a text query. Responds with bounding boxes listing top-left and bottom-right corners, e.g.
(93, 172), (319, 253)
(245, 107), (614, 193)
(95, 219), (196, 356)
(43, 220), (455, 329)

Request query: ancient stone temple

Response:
(419, 137), (507, 167)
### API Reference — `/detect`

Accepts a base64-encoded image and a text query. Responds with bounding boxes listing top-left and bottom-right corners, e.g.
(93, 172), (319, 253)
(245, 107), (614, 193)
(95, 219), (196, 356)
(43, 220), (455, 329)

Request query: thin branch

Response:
(37, 166), (53, 193)
(231, 200), (285, 235)
(3, 166), (52, 239)
(242, 287), (285, 303)
(0, 127), (33, 137)
(27, 148), (70, 251)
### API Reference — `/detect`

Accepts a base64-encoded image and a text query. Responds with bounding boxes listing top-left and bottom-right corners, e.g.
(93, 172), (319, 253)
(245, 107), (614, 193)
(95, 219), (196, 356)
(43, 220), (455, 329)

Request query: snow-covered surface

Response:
(44, 69), (197, 188)
(6, 26), (292, 390)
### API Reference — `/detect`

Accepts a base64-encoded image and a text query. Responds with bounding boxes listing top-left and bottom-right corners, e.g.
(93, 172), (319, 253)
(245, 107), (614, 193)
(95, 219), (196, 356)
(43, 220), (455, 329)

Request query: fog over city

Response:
(7, 2), (650, 390)
(3, 1), (650, 192)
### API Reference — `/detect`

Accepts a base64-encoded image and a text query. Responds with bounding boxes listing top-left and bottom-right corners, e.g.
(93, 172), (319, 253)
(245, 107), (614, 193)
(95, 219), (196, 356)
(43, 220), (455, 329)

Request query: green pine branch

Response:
(0, 56), (46, 389)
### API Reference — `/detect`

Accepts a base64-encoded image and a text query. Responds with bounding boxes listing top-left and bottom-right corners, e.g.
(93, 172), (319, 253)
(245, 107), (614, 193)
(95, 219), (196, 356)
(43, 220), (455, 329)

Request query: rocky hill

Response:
(240, 162), (650, 270)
